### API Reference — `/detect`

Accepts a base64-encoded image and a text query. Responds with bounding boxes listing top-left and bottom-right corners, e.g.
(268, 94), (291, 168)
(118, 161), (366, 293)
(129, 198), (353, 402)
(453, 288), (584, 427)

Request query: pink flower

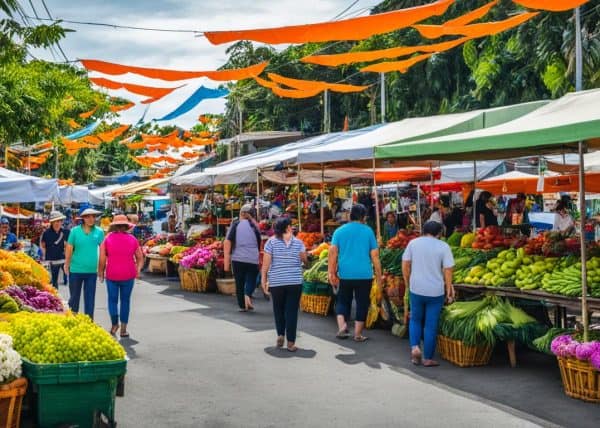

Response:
(590, 352), (600, 371)
(575, 342), (597, 361)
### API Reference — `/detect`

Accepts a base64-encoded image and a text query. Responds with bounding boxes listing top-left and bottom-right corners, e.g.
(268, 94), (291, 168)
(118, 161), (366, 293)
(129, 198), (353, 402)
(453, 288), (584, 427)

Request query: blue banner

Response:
(155, 86), (229, 121)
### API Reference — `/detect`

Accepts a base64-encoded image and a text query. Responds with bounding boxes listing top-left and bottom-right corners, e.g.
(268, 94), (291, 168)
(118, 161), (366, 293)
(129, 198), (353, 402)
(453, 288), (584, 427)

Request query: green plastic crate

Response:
(22, 359), (127, 428)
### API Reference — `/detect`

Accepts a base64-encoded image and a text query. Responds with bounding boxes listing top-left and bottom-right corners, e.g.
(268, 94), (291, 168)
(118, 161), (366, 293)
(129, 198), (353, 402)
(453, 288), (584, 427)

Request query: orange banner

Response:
(79, 107), (97, 119)
(126, 141), (146, 151)
(96, 125), (130, 143)
(91, 77), (180, 104)
(271, 86), (323, 98)
(204, 0), (455, 45)
(68, 119), (81, 129)
(512, 0), (590, 12)
(444, 0), (498, 26)
(254, 76), (279, 89)
(81, 60), (268, 82)
(302, 36), (470, 67)
(110, 102), (135, 112)
(188, 137), (215, 146)
(267, 73), (368, 93)
(361, 53), (433, 73)
(414, 12), (538, 39)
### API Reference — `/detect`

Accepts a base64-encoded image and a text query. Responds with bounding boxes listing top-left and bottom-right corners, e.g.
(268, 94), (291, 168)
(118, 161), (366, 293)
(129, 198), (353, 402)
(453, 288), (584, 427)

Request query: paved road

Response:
(79, 274), (597, 428)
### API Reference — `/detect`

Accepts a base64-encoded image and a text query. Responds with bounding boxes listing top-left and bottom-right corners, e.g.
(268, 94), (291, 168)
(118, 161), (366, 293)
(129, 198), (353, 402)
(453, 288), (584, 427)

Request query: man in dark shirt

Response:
(40, 211), (69, 289)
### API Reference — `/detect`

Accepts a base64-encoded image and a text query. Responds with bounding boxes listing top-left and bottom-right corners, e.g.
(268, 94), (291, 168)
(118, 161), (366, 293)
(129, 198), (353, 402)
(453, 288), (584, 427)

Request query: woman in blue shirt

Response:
(261, 217), (307, 352)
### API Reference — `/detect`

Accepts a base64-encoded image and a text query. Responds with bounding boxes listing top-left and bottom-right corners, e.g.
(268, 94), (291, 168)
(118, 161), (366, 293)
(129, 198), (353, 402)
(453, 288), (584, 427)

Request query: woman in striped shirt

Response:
(261, 217), (308, 352)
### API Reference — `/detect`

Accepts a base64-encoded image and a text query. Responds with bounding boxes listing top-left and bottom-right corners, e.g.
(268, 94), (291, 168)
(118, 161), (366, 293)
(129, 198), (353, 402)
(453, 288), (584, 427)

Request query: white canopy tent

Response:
(89, 184), (125, 206)
(55, 185), (90, 205)
(0, 168), (59, 203)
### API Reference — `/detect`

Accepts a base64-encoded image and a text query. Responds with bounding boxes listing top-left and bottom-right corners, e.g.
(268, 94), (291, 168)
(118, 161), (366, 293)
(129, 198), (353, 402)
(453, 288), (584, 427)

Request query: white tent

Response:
(0, 168), (59, 203)
(56, 185), (90, 205)
(89, 184), (125, 206)
(296, 101), (547, 165)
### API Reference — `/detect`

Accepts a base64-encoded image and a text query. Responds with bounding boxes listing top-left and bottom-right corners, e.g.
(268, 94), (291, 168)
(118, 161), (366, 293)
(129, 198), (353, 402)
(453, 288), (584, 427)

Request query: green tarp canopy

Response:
(375, 89), (600, 161)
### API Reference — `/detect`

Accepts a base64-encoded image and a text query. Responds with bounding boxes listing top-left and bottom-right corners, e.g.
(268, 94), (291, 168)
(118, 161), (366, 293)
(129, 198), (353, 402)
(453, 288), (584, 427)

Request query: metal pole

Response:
(575, 7), (583, 92)
(237, 103), (243, 157)
(373, 158), (381, 241)
(256, 168), (261, 218)
(380, 72), (386, 124)
(323, 90), (331, 133)
(579, 141), (589, 342)
(320, 164), (325, 236)
(297, 164), (302, 232)
(16, 203), (20, 239)
(416, 183), (422, 231)
(430, 164), (435, 209)
(472, 161), (477, 231)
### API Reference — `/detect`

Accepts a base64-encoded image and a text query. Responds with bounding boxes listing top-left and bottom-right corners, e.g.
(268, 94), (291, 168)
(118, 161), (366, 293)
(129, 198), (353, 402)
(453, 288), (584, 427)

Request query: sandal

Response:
(110, 325), (119, 335)
(423, 360), (440, 367)
(411, 348), (422, 366)
(336, 329), (350, 339)
(287, 343), (298, 352)
(276, 336), (284, 348)
(120, 332), (130, 338)
(354, 335), (369, 342)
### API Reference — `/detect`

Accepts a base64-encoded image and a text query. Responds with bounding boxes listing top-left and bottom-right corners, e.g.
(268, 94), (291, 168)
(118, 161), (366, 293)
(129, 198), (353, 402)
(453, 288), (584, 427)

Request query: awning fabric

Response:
(55, 185), (90, 204)
(445, 0), (498, 26)
(203, 0), (455, 45)
(111, 178), (169, 196)
(65, 121), (100, 140)
(80, 60), (268, 82)
(296, 100), (547, 165)
(374, 89), (600, 161)
(413, 12), (538, 39)
(361, 53), (433, 74)
(302, 37), (470, 67)
(271, 86), (323, 99)
(0, 177), (59, 203)
(475, 171), (600, 194)
(512, 0), (590, 12)
(261, 167), (440, 185)
(90, 77), (181, 104)
(155, 86), (229, 121)
(110, 102), (135, 112)
(89, 184), (124, 205)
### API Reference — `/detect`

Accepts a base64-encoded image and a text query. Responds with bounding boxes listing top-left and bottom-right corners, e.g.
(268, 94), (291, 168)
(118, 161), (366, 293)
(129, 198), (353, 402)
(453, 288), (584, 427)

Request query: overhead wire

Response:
(39, 0), (70, 62)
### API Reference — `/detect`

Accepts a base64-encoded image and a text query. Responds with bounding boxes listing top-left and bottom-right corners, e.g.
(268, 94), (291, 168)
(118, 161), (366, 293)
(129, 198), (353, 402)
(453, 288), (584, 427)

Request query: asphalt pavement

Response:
(48, 273), (600, 427)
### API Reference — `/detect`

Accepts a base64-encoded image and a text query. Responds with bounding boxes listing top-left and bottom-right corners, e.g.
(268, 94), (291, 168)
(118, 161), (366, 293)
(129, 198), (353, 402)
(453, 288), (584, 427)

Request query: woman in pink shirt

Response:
(98, 215), (144, 337)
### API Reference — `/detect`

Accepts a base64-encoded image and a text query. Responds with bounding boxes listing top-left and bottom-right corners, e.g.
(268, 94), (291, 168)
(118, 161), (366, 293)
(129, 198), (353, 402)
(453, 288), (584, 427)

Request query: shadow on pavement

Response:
(119, 337), (139, 360)
(264, 346), (317, 359)
(144, 275), (600, 428)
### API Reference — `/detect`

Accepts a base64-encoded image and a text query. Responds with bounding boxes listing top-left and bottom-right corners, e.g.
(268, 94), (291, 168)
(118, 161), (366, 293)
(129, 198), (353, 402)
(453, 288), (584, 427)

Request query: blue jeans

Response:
(106, 279), (135, 325)
(270, 284), (302, 342)
(69, 273), (97, 319)
(409, 292), (445, 360)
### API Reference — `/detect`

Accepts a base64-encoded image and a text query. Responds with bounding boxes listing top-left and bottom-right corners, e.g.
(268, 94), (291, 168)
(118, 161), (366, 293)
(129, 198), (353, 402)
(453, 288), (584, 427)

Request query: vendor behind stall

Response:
(475, 191), (498, 228)
(0, 217), (19, 251)
(554, 201), (575, 234)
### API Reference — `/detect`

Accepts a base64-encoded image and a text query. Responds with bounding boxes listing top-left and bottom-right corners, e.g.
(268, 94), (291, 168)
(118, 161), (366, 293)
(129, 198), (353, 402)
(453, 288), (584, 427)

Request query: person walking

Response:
(40, 211), (69, 289)
(64, 208), (104, 319)
(402, 221), (455, 367)
(261, 217), (307, 352)
(98, 215), (144, 337)
(224, 204), (261, 311)
(328, 203), (383, 342)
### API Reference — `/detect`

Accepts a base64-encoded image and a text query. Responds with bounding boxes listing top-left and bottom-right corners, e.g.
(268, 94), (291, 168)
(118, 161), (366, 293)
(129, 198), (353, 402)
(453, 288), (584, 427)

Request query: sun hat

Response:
(79, 208), (101, 217)
(0, 217), (9, 225)
(49, 211), (66, 223)
(109, 214), (135, 229)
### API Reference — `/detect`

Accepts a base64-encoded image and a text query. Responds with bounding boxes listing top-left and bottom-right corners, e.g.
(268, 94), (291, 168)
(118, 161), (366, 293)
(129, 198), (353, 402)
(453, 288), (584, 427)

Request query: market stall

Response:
(374, 88), (600, 400)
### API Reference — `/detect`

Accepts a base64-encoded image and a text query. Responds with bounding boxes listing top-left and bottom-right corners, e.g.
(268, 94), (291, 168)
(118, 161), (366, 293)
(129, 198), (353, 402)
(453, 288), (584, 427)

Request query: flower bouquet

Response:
(0, 333), (27, 428)
(178, 245), (217, 292)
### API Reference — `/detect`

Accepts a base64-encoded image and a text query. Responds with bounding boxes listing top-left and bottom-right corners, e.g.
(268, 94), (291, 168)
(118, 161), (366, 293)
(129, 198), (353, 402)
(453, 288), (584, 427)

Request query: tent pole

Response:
(416, 183), (422, 231)
(575, 7), (583, 92)
(579, 141), (589, 342)
(472, 161), (477, 231)
(373, 158), (381, 241)
(320, 164), (325, 237)
(256, 168), (261, 218)
(297, 164), (302, 232)
(430, 164), (434, 209)
(16, 203), (20, 239)
(380, 73), (386, 124)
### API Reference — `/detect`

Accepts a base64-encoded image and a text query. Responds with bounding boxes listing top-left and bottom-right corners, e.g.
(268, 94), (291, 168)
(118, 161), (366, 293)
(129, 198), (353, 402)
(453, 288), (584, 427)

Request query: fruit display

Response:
(3, 285), (65, 313)
(0, 250), (53, 293)
(515, 256), (569, 290)
(452, 247), (501, 284)
(297, 232), (323, 250)
(446, 231), (464, 247)
(524, 231), (581, 256)
(0, 312), (126, 364)
(471, 226), (513, 250)
(169, 245), (191, 264)
(310, 242), (330, 258)
(386, 230), (418, 250)
(460, 232), (476, 248)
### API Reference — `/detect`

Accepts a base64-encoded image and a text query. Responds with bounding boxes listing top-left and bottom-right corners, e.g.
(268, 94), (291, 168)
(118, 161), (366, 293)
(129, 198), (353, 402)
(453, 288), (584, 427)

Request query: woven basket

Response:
(300, 294), (331, 316)
(178, 267), (213, 292)
(0, 377), (27, 428)
(437, 335), (493, 367)
(216, 278), (236, 296)
(557, 357), (600, 403)
(147, 255), (167, 274)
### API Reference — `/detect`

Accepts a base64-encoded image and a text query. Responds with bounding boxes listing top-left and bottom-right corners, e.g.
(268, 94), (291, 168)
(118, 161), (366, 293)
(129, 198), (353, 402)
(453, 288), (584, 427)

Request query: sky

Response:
(19, 0), (373, 129)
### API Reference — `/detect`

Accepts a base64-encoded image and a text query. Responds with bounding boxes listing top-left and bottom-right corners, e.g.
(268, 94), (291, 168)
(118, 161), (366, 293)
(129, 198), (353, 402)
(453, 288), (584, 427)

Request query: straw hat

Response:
(109, 214), (135, 229)
(79, 208), (101, 217)
(49, 211), (66, 223)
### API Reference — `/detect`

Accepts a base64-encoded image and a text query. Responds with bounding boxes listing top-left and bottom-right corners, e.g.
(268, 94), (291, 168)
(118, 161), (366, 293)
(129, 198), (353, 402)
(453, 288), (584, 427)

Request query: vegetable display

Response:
(0, 250), (52, 291)
(532, 328), (574, 355)
(439, 296), (540, 347)
(0, 293), (19, 313)
(542, 257), (600, 297)
(380, 248), (404, 276)
(303, 258), (329, 284)
(297, 232), (323, 249)
(551, 334), (600, 370)
(0, 313), (126, 364)
(386, 230), (418, 250)
(4, 286), (65, 313)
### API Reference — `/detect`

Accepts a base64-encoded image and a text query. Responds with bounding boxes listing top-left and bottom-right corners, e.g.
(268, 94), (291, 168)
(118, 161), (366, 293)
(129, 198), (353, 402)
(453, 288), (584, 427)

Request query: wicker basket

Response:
(216, 278), (236, 296)
(147, 255), (167, 274)
(557, 357), (600, 403)
(300, 294), (331, 316)
(178, 267), (214, 292)
(437, 335), (493, 367)
(0, 377), (27, 428)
